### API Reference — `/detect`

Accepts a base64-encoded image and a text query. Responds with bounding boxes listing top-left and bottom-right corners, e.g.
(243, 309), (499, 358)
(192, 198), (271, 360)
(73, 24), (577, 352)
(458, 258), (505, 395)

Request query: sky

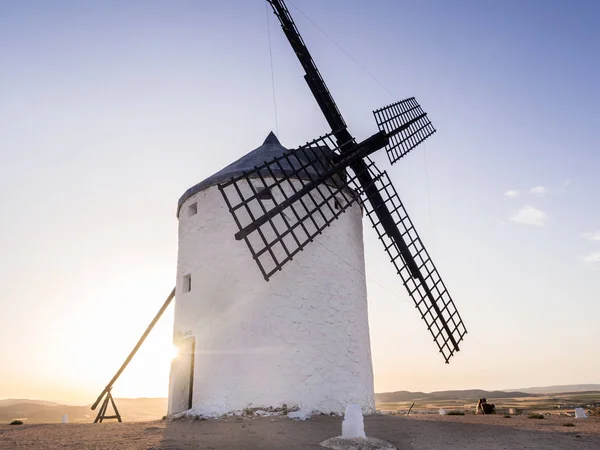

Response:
(1, 0), (599, 405)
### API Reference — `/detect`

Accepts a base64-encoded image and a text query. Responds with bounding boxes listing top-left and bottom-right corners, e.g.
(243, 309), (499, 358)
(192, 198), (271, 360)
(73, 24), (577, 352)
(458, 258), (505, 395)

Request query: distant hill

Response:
(0, 398), (167, 424)
(0, 399), (59, 407)
(507, 384), (600, 394)
(375, 391), (428, 403)
(375, 389), (538, 403)
(0, 403), (92, 423)
(376, 385), (600, 403)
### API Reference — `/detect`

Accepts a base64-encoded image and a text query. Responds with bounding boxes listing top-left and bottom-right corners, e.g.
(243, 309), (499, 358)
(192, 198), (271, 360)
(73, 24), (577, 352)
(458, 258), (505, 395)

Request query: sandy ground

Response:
(1, 414), (599, 449)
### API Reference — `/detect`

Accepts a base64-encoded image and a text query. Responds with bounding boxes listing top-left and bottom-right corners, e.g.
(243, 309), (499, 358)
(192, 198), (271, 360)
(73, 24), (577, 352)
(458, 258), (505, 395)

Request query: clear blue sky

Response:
(1, 0), (599, 403)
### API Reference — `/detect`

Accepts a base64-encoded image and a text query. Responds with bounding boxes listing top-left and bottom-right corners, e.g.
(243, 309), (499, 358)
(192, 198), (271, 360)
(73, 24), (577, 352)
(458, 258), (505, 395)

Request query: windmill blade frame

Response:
(374, 98), (436, 165)
(255, 0), (467, 363)
(218, 132), (377, 280)
(358, 157), (467, 362)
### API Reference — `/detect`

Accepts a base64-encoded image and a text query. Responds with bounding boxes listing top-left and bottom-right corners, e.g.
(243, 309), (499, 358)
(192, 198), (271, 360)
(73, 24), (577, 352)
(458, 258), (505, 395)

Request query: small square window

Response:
(183, 274), (192, 293)
(188, 202), (198, 216)
(256, 187), (273, 201)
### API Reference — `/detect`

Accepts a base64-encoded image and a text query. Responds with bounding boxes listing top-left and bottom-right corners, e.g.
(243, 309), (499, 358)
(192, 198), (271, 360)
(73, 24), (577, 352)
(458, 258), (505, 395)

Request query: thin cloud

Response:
(583, 231), (600, 241)
(510, 205), (548, 227)
(529, 186), (548, 195)
(506, 181), (571, 197)
(583, 252), (600, 264)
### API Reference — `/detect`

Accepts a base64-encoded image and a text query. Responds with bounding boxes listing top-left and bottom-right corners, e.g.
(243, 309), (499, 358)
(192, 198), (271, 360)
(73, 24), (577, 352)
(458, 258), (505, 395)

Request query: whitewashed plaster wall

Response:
(169, 179), (374, 416)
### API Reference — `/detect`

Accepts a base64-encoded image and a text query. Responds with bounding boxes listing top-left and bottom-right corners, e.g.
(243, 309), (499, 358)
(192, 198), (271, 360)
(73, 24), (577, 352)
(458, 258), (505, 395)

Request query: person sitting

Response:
(476, 398), (487, 414)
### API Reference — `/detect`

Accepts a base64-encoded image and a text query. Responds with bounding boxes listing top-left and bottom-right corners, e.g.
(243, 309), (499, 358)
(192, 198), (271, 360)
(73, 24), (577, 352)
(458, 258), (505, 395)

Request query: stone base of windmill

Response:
(318, 404), (396, 450)
(319, 436), (396, 450)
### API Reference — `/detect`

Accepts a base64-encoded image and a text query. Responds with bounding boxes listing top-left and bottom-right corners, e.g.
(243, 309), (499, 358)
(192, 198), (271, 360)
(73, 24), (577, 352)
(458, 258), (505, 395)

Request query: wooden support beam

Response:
(91, 288), (176, 421)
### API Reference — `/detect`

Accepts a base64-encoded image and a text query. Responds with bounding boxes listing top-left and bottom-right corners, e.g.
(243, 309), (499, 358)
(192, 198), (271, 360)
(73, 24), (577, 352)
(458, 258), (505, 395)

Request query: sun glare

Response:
(171, 343), (180, 360)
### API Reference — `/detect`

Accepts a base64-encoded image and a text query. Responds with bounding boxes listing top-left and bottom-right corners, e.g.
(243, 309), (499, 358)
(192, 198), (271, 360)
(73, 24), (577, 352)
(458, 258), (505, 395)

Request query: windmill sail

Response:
(220, 142), (467, 361)
(245, 0), (467, 363)
(218, 133), (362, 281)
(374, 98), (436, 165)
(357, 157), (467, 362)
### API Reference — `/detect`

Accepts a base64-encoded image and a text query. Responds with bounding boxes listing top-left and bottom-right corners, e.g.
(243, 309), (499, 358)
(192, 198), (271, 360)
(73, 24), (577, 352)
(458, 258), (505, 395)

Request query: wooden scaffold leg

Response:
(94, 389), (122, 423)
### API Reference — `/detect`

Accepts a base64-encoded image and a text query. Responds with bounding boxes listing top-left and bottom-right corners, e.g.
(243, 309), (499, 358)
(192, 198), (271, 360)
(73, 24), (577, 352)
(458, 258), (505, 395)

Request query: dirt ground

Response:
(1, 414), (599, 449)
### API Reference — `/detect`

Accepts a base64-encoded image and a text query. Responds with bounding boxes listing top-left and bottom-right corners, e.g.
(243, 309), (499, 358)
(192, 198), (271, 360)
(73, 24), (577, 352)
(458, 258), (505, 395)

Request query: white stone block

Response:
(342, 404), (366, 439)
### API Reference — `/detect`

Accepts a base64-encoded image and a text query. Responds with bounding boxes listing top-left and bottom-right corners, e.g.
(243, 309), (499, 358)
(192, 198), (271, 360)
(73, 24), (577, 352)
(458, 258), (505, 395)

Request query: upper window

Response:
(188, 202), (198, 216)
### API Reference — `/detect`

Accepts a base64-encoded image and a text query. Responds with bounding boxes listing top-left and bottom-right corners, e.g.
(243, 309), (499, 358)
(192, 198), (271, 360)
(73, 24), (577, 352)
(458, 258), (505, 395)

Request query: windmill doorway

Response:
(170, 336), (195, 413)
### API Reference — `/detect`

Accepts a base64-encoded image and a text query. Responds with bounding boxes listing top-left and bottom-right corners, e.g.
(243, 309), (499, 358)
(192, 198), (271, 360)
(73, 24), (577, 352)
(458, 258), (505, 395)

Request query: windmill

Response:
(91, 0), (467, 422)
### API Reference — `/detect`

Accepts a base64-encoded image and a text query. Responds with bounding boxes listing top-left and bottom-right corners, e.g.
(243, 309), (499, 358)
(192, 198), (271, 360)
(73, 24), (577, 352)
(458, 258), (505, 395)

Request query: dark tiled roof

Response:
(178, 132), (335, 217)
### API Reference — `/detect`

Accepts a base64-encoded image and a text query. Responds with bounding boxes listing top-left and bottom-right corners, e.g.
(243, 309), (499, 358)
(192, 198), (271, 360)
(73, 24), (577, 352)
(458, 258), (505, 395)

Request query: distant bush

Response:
(447, 410), (465, 416)
(528, 413), (544, 420)
(10, 420), (23, 425)
(563, 422), (575, 427)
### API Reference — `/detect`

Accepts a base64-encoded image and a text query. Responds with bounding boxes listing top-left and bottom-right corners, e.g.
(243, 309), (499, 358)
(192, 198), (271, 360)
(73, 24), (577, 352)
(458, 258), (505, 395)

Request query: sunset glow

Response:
(1, 0), (599, 406)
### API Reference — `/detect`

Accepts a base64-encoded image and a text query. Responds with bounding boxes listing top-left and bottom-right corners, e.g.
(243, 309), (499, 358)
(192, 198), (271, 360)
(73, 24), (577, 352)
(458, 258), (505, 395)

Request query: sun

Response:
(170, 343), (180, 360)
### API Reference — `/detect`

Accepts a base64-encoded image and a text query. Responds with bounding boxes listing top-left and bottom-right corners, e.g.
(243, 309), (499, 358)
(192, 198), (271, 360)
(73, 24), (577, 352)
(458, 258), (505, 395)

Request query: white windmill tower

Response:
(90, 0), (467, 423)
(168, 132), (374, 415)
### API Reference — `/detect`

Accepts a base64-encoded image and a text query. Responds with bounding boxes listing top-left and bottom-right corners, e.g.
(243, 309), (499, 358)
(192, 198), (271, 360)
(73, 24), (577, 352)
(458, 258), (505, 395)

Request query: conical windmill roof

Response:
(178, 132), (330, 216)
